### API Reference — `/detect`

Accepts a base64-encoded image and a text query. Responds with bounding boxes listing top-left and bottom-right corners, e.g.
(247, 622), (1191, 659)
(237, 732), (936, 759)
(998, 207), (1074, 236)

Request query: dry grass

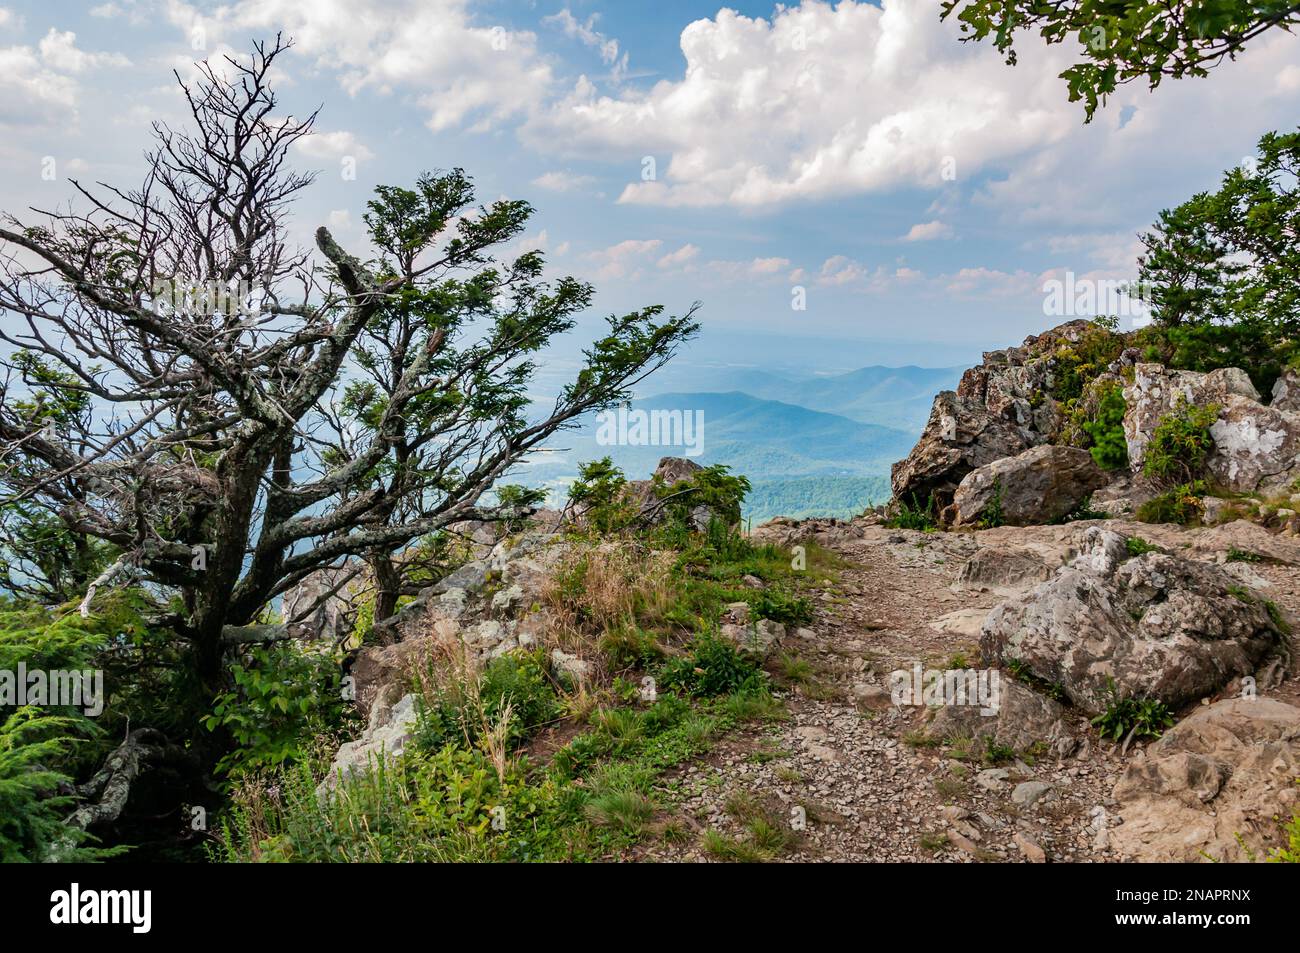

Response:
(543, 542), (675, 632)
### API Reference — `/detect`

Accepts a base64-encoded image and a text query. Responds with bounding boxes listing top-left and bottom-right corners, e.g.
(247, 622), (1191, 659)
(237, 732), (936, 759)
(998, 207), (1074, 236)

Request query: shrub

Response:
(213, 745), (577, 863)
(567, 457), (637, 534)
(979, 478), (1005, 528)
(598, 626), (664, 670)
(414, 649), (559, 754)
(0, 707), (116, 861)
(886, 494), (939, 531)
(203, 644), (347, 779)
(494, 484), (548, 534)
(1048, 320), (1127, 402)
(1143, 399), (1219, 485)
(1082, 384), (1130, 470)
(657, 634), (760, 698)
(1125, 536), (1160, 557)
(1136, 481), (1207, 525)
(749, 588), (813, 627)
(653, 464), (750, 531)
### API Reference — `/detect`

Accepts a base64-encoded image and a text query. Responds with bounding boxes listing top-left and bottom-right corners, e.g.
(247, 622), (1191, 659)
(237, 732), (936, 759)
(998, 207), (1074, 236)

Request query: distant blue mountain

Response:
(690, 365), (962, 431)
(513, 390), (916, 520)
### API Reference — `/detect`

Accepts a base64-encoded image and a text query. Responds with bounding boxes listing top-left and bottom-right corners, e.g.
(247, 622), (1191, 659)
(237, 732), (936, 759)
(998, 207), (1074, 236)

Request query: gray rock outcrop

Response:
(981, 528), (1288, 714)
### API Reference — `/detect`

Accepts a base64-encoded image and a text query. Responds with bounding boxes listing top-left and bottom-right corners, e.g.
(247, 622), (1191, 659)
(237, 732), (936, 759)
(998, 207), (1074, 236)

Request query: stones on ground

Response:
(1011, 781), (1055, 808)
(981, 528), (1288, 714)
(721, 618), (785, 659)
(928, 607), (989, 637)
(957, 545), (1054, 590)
(976, 768), (1009, 791)
(550, 648), (590, 685)
(1014, 832), (1047, 863)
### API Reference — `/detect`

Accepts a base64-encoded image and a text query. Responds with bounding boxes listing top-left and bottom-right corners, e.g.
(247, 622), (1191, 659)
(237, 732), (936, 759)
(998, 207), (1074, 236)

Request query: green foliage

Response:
(1090, 687), (1175, 742)
(886, 494), (939, 531)
(941, 1), (1300, 122)
(979, 478), (1005, 529)
(213, 747), (579, 863)
(0, 501), (115, 604)
(203, 645), (347, 779)
(1082, 384), (1130, 470)
(1227, 547), (1263, 563)
(1136, 481), (1208, 525)
(0, 590), (196, 776)
(748, 588), (813, 627)
(0, 707), (115, 862)
(1057, 495), (1110, 523)
(657, 634), (762, 698)
(654, 464), (751, 531)
(1125, 536), (1160, 557)
(567, 457), (637, 533)
(413, 649), (560, 754)
(1048, 322), (1127, 402)
(1269, 796), (1300, 863)
(1143, 400), (1219, 484)
(493, 484), (548, 534)
(1137, 130), (1300, 394)
(598, 626), (664, 671)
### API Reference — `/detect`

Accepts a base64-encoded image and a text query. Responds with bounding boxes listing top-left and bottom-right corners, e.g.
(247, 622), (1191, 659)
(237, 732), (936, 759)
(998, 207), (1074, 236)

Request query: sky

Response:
(1, 0), (1298, 377)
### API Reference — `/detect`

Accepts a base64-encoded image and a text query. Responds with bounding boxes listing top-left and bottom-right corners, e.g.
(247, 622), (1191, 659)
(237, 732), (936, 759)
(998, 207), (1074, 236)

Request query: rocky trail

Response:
(636, 517), (1300, 863)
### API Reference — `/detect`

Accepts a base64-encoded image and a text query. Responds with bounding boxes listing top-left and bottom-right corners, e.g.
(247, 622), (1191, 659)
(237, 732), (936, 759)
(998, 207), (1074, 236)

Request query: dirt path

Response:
(640, 519), (1300, 863)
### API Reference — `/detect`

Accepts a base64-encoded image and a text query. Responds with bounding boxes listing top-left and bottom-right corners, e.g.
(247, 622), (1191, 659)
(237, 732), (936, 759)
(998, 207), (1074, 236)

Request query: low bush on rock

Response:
(1143, 399), (1219, 485)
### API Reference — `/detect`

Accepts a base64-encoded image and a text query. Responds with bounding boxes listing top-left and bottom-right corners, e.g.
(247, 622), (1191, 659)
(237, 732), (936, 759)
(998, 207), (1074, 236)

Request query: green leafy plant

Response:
(1136, 481), (1207, 525)
(1125, 536), (1160, 557)
(567, 457), (637, 534)
(203, 644), (346, 779)
(657, 634), (761, 698)
(1144, 399), (1219, 485)
(941, 1), (1300, 122)
(886, 494), (939, 531)
(1082, 383), (1130, 470)
(749, 588), (813, 627)
(653, 464), (750, 532)
(493, 485), (548, 534)
(0, 707), (114, 862)
(414, 649), (559, 754)
(1090, 686), (1175, 742)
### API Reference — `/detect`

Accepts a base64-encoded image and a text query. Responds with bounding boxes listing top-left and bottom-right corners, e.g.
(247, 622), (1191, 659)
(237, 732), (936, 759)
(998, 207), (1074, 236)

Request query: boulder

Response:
(981, 528), (1288, 714)
(1112, 697), (1300, 862)
(1272, 368), (1300, 413)
(317, 693), (421, 796)
(947, 445), (1109, 527)
(721, 618), (785, 659)
(957, 546), (1055, 589)
(890, 391), (1032, 511)
(1192, 519), (1300, 565)
(281, 565), (365, 644)
(1124, 363), (1300, 493)
(891, 321), (1100, 509)
(926, 678), (1076, 757)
